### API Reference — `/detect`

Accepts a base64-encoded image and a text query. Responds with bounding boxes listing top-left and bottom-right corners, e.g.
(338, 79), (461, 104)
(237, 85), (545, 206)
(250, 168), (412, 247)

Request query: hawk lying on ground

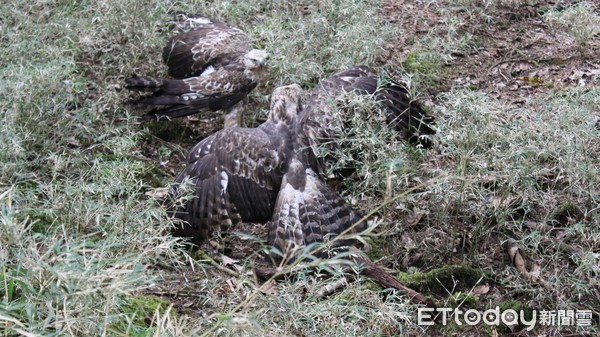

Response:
(169, 66), (435, 263)
(125, 15), (268, 126)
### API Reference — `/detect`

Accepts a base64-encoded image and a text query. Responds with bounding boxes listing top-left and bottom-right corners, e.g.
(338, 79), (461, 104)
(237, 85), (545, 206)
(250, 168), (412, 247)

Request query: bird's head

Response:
(243, 49), (269, 72)
(269, 84), (304, 125)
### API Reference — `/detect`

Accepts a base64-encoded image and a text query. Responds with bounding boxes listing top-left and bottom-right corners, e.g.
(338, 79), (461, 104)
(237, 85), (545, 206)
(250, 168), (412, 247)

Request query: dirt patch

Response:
(384, 0), (599, 99)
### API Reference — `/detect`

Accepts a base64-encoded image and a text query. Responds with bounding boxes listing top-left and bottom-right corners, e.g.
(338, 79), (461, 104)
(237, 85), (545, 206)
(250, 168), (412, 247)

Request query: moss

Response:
(364, 237), (385, 262)
(111, 295), (174, 336)
(396, 265), (487, 294)
(402, 51), (443, 85)
(499, 299), (522, 312)
(362, 280), (383, 292)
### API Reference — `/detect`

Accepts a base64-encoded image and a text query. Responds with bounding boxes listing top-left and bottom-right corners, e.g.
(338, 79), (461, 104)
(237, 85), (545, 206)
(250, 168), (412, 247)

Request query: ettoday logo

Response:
(417, 307), (594, 331)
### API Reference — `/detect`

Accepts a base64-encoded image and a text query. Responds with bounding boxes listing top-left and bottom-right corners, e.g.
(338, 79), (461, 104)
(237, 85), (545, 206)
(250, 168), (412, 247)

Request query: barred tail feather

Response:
(268, 159), (367, 263)
(377, 82), (436, 148)
(124, 75), (166, 92)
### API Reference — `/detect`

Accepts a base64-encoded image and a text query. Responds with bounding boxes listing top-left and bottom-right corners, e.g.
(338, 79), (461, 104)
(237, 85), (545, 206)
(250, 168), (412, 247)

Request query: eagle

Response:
(125, 15), (268, 126)
(169, 84), (367, 262)
(169, 66), (435, 263)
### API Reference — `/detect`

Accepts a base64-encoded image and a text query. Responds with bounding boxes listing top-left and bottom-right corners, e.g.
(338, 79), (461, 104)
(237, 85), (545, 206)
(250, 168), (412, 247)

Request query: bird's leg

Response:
(223, 101), (245, 128)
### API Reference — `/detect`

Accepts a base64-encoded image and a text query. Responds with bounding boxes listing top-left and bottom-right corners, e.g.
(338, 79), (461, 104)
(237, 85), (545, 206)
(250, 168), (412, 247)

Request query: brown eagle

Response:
(169, 66), (435, 262)
(170, 84), (367, 262)
(125, 15), (268, 126)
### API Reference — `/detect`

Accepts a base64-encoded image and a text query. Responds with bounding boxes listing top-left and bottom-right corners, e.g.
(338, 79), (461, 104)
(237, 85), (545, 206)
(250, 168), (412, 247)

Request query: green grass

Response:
(1, 0), (599, 336)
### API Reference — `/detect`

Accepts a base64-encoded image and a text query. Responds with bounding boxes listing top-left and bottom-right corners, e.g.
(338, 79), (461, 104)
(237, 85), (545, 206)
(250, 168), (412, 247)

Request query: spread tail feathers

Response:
(267, 159), (368, 263)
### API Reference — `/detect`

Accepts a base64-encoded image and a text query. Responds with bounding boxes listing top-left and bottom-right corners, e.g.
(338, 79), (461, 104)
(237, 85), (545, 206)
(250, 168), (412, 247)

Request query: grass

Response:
(1, 0), (599, 336)
(544, 1), (600, 56)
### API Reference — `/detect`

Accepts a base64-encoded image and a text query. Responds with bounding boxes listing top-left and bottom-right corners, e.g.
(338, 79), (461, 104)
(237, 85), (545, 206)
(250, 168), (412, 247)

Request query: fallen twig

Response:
(349, 254), (435, 306)
(254, 252), (435, 306)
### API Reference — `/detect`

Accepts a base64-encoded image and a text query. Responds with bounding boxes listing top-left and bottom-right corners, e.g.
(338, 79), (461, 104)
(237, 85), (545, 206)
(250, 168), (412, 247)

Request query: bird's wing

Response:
(299, 66), (376, 173)
(301, 66), (435, 171)
(319, 67), (436, 146)
(371, 76), (436, 147)
(267, 157), (367, 262)
(125, 69), (257, 121)
(170, 125), (286, 246)
(162, 17), (251, 79)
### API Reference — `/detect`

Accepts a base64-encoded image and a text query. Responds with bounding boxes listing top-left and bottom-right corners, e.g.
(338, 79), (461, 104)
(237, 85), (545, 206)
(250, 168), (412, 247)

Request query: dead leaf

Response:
(259, 280), (279, 295)
(145, 187), (169, 199)
(226, 277), (241, 292)
(568, 68), (600, 86)
(506, 242), (545, 284)
(530, 264), (541, 281)
(507, 244), (530, 279)
(221, 255), (238, 266)
(67, 137), (80, 147)
(473, 284), (490, 295)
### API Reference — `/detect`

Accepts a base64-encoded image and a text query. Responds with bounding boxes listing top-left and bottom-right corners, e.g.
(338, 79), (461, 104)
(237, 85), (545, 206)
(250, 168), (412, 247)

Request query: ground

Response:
(1, 0), (598, 336)
(138, 1), (599, 335)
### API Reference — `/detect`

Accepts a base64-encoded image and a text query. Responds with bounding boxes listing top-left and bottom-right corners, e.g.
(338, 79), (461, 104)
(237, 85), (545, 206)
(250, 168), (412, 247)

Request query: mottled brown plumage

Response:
(170, 66), (435, 263)
(125, 15), (268, 123)
(162, 15), (256, 79)
(267, 157), (367, 261)
(170, 85), (301, 246)
(301, 66), (435, 175)
(170, 84), (367, 261)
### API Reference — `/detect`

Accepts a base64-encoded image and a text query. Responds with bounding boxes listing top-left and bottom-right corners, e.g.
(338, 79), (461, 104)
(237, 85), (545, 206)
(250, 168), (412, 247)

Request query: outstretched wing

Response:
(372, 76), (435, 147)
(162, 16), (252, 79)
(267, 157), (367, 262)
(170, 125), (286, 246)
(302, 65), (435, 152)
(125, 67), (257, 121)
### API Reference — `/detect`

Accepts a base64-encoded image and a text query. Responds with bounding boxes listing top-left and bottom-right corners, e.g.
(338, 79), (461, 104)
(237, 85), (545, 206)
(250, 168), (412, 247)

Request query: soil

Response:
(384, 0), (598, 100)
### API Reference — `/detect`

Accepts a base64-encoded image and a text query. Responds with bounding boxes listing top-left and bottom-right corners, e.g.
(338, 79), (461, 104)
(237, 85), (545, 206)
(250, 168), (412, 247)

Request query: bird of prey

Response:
(169, 84), (367, 262)
(125, 15), (268, 126)
(300, 65), (435, 177)
(169, 66), (435, 263)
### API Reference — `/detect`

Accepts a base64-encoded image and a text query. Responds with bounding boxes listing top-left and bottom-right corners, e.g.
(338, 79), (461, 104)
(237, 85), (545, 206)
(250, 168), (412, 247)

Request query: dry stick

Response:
(350, 254), (434, 306)
(145, 289), (206, 299)
(195, 249), (240, 278)
(316, 277), (349, 297)
(255, 254), (433, 306)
